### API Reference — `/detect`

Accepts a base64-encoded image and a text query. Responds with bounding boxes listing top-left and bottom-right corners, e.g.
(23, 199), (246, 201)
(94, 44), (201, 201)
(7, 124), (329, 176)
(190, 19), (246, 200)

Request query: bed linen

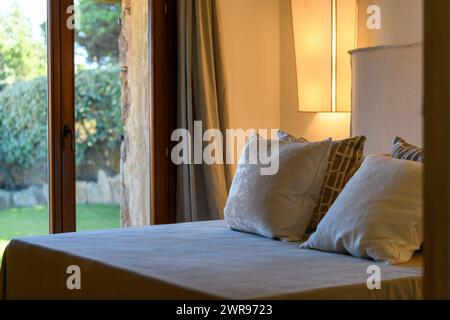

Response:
(0, 221), (422, 300)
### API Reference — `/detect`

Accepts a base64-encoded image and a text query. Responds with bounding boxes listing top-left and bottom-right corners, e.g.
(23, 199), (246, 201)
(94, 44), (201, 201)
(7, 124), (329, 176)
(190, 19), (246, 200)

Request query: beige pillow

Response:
(278, 131), (366, 233)
(225, 135), (332, 241)
(301, 155), (423, 264)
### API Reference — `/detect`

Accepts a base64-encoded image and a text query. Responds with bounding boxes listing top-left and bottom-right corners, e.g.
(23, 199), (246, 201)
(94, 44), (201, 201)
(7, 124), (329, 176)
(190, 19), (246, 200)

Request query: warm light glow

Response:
(305, 33), (322, 50)
(292, 0), (356, 113)
(304, 86), (322, 107)
(331, 0), (337, 112)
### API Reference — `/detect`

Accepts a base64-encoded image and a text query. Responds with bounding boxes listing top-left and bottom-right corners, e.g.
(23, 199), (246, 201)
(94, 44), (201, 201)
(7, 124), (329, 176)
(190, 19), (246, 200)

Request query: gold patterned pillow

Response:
(278, 131), (366, 233)
(391, 137), (424, 163)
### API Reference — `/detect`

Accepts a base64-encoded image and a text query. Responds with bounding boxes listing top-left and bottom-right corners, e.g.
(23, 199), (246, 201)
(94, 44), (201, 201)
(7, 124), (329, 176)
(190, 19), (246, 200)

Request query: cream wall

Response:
(358, 0), (424, 48)
(219, 0), (281, 133)
(220, 0), (423, 145)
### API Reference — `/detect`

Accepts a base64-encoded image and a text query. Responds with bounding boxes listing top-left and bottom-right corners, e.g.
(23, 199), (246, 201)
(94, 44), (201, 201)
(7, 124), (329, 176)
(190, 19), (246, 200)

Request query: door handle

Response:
(63, 125), (75, 153)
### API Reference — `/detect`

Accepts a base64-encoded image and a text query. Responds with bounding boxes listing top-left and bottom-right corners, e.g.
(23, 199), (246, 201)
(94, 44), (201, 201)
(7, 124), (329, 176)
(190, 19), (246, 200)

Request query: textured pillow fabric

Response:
(301, 155), (423, 264)
(224, 135), (332, 242)
(277, 130), (308, 143)
(392, 136), (424, 162)
(278, 131), (366, 233)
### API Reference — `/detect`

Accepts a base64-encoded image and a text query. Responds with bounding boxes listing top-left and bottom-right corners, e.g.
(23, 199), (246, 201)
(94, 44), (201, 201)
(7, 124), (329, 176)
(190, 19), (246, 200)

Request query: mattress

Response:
(0, 220), (423, 300)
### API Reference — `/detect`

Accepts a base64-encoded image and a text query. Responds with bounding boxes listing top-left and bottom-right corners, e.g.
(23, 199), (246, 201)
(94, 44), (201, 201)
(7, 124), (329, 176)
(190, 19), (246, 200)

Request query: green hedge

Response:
(0, 66), (122, 170)
(74, 67), (122, 165)
(0, 76), (48, 167)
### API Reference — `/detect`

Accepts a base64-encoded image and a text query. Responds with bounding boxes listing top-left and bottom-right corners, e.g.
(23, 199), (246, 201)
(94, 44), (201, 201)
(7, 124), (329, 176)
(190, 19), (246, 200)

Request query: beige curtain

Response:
(177, 0), (230, 222)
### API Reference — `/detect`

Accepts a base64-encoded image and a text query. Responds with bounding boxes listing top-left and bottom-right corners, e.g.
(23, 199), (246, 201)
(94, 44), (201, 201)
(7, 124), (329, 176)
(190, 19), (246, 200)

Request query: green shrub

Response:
(0, 66), (122, 172)
(74, 67), (122, 165)
(0, 77), (48, 168)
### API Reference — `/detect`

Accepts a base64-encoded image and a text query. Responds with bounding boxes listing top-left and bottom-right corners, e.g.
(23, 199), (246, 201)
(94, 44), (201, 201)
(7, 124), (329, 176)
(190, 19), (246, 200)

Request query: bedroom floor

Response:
(0, 204), (120, 262)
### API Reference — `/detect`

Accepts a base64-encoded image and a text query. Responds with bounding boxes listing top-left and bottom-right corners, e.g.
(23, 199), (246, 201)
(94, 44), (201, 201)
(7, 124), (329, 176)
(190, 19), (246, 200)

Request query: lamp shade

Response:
(292, 0), (356, 112)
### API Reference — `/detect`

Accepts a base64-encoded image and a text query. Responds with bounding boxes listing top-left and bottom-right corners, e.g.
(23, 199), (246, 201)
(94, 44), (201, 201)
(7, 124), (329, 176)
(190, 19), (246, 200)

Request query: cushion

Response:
(278, 131), (366, 233)
(224, 134), (332, 241)
(391, 136), (424, 162)
(301, 155), (423, 264)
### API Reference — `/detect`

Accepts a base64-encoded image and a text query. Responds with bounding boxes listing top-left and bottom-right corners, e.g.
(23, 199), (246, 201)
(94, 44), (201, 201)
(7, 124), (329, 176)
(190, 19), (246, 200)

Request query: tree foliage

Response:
(0, 1), (123, 189)
(76, 0), (122, 65)
(0, 2), (47, 90)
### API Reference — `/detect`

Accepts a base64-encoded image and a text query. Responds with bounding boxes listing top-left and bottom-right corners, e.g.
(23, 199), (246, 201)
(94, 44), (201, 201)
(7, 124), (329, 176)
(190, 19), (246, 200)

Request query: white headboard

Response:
(350, 43), (423, 154)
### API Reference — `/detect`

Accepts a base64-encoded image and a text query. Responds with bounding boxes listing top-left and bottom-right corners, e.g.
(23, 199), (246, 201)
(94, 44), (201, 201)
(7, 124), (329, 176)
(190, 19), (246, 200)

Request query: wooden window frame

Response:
(150, 0), (178, 225)
(48, 0), (76, 234)
(47, 0), (177, 232)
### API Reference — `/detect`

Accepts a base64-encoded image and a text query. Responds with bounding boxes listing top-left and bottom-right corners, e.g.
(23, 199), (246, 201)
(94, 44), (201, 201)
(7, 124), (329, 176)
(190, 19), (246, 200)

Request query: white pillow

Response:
(224, 135), (332, 241)
(301, 154), (423, 264)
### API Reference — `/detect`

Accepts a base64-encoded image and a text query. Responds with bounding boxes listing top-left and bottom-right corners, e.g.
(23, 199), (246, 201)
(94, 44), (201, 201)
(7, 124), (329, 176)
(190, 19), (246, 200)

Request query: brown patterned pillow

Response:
(391, 137), (424, 162)
(278, 131), (366, 233)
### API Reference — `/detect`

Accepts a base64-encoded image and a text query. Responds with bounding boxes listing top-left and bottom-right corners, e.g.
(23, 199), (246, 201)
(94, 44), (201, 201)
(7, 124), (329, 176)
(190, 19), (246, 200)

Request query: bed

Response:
(0, 44), (424, 300)
(0, 221), (422, 300)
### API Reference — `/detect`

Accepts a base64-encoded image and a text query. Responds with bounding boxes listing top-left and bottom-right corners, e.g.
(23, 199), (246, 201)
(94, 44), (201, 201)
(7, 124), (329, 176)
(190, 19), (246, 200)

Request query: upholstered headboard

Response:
(350, 43), (423, 154)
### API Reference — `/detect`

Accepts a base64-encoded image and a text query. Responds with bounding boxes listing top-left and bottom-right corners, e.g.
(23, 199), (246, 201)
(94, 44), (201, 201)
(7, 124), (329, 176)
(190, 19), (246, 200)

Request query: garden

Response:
(0, 0), (123, 260)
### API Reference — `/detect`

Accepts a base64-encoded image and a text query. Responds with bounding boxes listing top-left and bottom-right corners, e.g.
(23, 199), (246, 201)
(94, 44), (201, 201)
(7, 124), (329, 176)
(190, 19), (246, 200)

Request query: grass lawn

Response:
(0, 204), (120, 262)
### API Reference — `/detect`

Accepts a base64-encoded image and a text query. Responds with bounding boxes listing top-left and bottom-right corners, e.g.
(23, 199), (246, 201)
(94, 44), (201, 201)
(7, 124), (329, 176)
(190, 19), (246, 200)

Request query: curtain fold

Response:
(177, 0), (230, 222)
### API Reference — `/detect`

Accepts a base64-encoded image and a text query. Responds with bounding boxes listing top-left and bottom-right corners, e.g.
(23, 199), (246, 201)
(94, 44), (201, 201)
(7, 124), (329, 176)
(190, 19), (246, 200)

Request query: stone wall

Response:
(0, 185), (47, 209)
(75, 170), (121, 206)
(0, 170), (120, 210)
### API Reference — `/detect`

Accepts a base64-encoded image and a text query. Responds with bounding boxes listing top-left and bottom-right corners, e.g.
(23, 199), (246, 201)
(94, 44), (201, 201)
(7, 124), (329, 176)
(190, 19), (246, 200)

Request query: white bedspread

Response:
(0, 221), (422, 300)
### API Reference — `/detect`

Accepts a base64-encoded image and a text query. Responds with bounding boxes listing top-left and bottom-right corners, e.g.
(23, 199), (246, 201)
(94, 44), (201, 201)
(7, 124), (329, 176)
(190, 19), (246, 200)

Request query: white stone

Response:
(109, 175), (121, 205)
(12, 187), (38, 207)
(97, 170), (112, 204)
(86, 181), (103, 204)
(0, 190), (12, 210)
(31, 185), (47, 205)
(76, 181), (89, 204)
(42, 184), (49, 204)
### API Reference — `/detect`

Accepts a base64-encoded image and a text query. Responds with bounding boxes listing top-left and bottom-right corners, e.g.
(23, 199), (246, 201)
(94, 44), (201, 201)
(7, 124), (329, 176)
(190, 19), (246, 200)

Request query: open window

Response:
(0, 0), (177, 262)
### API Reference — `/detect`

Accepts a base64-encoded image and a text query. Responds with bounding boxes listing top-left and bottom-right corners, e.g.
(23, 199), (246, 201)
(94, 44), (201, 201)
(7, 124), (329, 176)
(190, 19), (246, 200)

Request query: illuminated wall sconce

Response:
(292, 0), (356, 112)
